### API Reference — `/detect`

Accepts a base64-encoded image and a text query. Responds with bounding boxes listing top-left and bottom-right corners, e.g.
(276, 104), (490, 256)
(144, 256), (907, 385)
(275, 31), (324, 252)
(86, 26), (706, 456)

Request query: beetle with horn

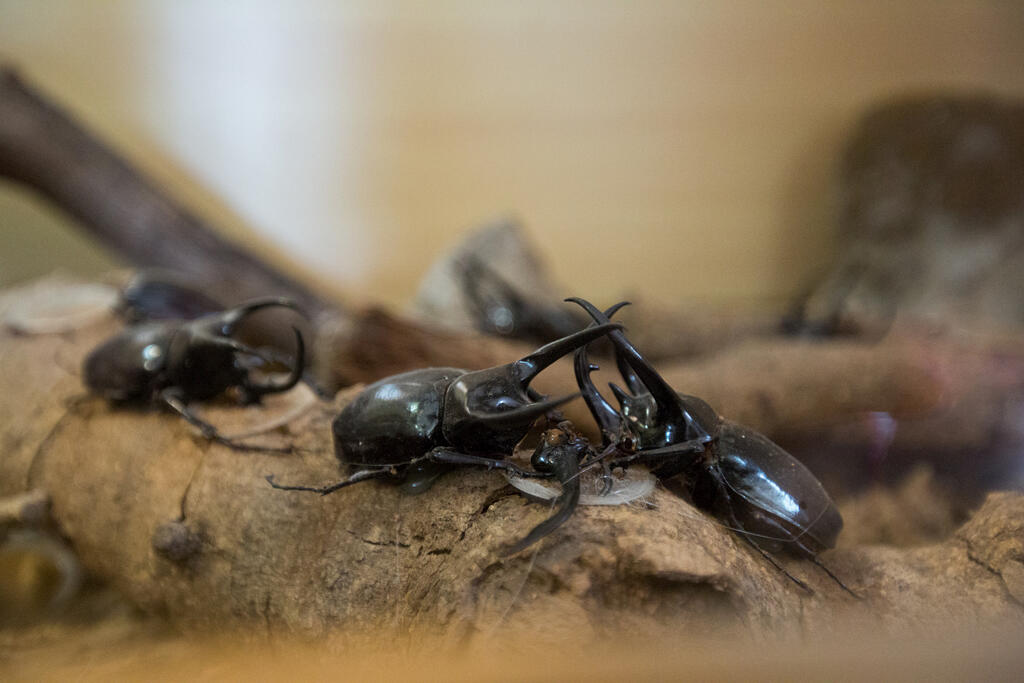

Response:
(84, 297), (306, 452)
(267, 322), (621, 554)
(567, 297), (856, 596)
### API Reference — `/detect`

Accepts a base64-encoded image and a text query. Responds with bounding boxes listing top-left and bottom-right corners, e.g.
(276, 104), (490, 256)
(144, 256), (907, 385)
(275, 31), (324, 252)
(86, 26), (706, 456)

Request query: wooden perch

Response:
(2, 278), (1023, 643)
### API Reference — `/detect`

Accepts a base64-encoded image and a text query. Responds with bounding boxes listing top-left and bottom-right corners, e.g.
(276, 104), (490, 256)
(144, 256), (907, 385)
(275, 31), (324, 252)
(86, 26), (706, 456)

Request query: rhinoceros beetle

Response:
(84, 297), (305, 451)
(266, 322), (620, 552)
(568, 297), (856, 596)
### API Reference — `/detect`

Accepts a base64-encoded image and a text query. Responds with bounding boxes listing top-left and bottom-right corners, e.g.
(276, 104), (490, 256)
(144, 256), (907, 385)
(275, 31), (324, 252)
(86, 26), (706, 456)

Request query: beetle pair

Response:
(268, 298), (851, 592)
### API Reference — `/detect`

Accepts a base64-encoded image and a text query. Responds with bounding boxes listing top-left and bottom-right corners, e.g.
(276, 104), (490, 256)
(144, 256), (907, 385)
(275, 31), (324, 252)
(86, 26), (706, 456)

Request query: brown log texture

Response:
(2, 279), (1024, 645)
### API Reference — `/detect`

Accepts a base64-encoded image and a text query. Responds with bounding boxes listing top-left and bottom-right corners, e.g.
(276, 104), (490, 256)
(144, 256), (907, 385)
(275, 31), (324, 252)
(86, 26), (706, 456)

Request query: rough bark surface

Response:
(3, 279), (1024, 644)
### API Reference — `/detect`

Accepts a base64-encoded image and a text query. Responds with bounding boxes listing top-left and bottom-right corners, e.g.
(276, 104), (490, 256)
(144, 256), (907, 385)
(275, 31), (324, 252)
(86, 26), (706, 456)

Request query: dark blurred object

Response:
(116, 269), (314, 379)
(0, 490), (83, 625)
(413, 217), (587, 345)
(118, 269), (225, 322)
(457, 255), (585, 346)
(0, 530), (82, 625)
(793, 94), (1024, 335)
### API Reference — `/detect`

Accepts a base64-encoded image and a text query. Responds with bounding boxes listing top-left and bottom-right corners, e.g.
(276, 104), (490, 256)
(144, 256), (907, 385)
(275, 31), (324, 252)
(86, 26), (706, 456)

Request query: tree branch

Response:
(0, 67), (333, 317)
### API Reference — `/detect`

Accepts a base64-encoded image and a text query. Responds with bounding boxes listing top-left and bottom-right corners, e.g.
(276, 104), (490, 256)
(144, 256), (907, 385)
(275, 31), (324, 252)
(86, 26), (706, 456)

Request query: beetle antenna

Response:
(264, 470), (390, 495)
(808, 554), (862, 599)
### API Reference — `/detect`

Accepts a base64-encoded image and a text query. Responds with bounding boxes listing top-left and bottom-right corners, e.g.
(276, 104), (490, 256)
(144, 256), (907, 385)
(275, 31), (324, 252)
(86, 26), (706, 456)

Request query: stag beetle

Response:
(568, 297), (855, 595)
(84, 298), (305, 451)
(266, 322), (619, 552)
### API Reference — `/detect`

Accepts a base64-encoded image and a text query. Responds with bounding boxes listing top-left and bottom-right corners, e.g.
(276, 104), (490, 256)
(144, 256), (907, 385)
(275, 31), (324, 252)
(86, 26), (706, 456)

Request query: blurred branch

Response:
(0, 67), (334, 317)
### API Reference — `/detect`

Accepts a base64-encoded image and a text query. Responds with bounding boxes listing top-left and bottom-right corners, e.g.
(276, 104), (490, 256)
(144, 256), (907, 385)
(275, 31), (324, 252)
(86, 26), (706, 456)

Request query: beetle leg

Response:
(796, 543), (862, 599)
(596, 459), (615, 496)
(399, 460), (453, 495)
(417, 448), (553, 480)
(609, 438), (707, 468)
(738, 532), (814, 595)
(502, 438), (583, 555)
(265, 469), (390, 495)
(159, 389), (295, 454)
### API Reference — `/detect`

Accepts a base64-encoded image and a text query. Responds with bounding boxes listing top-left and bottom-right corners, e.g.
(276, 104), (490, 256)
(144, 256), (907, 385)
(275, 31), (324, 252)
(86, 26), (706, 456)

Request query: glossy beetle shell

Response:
(83, 322), (176, 401)
(693, 422), (842, 555)
(332, 368), (463, 466)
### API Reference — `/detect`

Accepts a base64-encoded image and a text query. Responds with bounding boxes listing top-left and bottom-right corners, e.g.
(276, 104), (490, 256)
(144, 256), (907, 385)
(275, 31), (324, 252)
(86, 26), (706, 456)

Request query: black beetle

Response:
(266, 322), (619, 552)
(84, 297), (305, 451)
(568, 297), (855, 595)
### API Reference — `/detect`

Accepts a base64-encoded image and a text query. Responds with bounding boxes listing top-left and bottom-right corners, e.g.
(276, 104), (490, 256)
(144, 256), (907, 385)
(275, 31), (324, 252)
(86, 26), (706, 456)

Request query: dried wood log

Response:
(2, 278), (1023, 644)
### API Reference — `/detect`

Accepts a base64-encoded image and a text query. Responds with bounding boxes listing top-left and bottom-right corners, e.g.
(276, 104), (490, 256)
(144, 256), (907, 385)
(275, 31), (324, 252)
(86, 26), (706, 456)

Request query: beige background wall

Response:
(3, 1), (1024, 309)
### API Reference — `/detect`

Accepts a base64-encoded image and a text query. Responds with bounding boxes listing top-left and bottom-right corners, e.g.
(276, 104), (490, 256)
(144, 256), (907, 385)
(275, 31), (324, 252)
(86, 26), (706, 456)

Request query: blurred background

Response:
(7, 4), (1024, 672)
(4, 0), (1024, 309)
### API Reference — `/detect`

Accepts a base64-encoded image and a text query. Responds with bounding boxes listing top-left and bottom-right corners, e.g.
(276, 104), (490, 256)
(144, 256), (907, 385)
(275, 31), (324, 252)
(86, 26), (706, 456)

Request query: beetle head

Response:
(568, 297), (714, 450)
(167, 298), (306, 400)
(441, 321), (622, 453)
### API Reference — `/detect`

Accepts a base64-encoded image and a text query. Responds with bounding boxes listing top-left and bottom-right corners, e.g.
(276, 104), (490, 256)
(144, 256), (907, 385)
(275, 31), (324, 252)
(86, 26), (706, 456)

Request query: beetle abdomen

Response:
(713, 422), (842, 555)
(332, 367), (464, 467)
